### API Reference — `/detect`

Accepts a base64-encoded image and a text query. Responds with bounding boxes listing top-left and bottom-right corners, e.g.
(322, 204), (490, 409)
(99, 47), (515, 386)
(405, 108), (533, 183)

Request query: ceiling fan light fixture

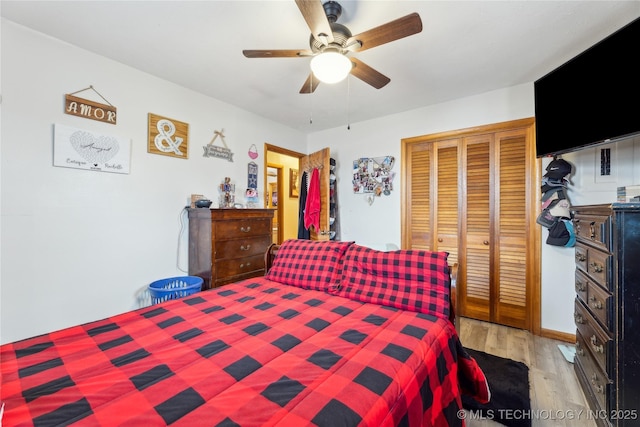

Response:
(310, 51), (352, 84)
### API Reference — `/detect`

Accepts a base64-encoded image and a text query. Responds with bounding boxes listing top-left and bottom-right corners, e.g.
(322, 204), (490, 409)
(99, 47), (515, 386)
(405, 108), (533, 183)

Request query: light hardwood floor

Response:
(458, 317), (597, 427)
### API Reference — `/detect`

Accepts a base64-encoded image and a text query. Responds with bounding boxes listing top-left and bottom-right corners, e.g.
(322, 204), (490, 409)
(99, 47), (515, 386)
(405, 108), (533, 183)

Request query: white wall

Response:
(0, 20), (305, 343)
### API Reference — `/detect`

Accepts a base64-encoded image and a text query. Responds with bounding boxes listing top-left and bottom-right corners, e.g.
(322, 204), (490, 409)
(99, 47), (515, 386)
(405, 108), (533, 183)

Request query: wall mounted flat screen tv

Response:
(534, 17), (640, 158)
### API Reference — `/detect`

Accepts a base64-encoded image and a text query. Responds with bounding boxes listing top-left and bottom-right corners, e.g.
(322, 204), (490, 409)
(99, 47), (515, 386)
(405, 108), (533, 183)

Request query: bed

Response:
(1, 240), (488, 426)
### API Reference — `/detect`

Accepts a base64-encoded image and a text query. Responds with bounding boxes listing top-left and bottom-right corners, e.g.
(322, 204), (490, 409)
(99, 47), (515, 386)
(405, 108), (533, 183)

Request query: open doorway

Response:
(264, 144), (305, 244)
(266, 164), (282, 243)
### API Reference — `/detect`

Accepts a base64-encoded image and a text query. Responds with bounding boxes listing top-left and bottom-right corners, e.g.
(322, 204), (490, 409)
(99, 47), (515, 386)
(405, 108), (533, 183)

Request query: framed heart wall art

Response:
(53, 123), (131, 174)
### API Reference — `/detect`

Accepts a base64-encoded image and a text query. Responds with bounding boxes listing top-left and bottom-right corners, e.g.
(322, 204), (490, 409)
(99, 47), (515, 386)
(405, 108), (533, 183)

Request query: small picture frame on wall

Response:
(594, 143), (617, 183)
(289, 168), (299, 198)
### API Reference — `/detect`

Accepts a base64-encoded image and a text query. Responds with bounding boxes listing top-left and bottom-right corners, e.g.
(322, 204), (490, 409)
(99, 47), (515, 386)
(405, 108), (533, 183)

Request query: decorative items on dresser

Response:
(572, 203), (640, 426)
(188, 208), (274, 289)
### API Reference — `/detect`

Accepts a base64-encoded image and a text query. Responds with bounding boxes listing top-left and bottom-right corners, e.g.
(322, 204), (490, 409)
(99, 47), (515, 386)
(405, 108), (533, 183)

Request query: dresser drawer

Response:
(586, 249), (612, 291)
(576, 269), (613, 332)
(575, 242), (612, 291)
(215, 254), (265, 280)
(215, 218), (272, 240)
(215, 236), (272, 260)
(575, 299), (613, 375)
(575, 243), (589, 273)
(575, 331), (612, 415)
(573, 213), (611, 251)
(586, 278), (614, 332)
(575, 269), (589, 304)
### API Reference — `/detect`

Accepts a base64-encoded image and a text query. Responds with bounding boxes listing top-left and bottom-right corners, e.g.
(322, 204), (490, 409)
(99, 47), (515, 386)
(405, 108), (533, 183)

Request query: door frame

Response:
(264, 143), (306, 243)
(266, 164), (284, 243)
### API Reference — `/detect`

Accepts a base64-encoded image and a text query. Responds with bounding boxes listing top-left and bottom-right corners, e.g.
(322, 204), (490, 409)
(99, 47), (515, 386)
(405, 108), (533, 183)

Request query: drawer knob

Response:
(589, 296), (603, 310)
(589, 262), (603, 273)
(576, 253), (586, 262)
(590, 335), (604, 353)
(590, 375), (604, 393)
(240, 262), (251, 269)
(240, 226), (252, 233)
(240, 244), (251, 251)
(438, 238), (443, 242)
(483, 240), (489, 245)
(589, 221), (596, 239)
(576, 342), (584, 356)
(575, 281), (586, 292)
(574, 313), (584, 324)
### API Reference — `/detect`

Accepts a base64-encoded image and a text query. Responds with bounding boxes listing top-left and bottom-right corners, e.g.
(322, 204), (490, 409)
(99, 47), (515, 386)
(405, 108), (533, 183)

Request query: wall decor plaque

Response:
(147, 113), (189, 159)
(203, 129), (234, 162)
(65, 95), (117, 124)
(53, 123), (131, 174)
(64, 86), (117, 124)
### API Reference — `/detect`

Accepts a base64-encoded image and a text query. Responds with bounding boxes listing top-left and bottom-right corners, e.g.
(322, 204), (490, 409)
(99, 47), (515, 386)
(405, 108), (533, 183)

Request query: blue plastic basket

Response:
(148, 276), (203, 305)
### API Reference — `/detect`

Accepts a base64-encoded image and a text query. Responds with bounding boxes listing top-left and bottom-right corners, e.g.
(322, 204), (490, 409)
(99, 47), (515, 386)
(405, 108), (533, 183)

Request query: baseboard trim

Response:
(540, 328), (575, 343)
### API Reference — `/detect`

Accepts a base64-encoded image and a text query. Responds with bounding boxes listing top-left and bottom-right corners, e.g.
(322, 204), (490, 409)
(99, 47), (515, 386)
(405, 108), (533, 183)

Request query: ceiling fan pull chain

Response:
(346, 75), (351, 130)
(309, 75), (314, 124)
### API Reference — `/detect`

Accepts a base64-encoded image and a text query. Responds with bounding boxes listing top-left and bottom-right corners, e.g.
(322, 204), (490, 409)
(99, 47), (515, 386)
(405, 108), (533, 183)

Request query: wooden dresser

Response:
(572, 203), (640, 426)
(188, 208), (274, 289)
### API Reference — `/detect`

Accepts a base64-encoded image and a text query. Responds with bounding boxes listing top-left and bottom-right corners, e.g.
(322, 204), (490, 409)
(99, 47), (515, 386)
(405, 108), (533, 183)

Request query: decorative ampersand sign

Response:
(154, 119), (184, 155)
(147, 113), (189, 159)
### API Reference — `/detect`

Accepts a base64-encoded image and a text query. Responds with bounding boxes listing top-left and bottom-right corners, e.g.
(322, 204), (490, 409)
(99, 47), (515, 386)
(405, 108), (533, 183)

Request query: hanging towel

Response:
(304, 168), (321, 232)
(297, 171), (310, 239)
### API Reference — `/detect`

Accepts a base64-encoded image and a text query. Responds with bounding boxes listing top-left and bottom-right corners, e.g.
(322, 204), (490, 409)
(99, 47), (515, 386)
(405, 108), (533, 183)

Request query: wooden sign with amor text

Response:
(65, 94), (117, 124)
(148, 113), (189, 159)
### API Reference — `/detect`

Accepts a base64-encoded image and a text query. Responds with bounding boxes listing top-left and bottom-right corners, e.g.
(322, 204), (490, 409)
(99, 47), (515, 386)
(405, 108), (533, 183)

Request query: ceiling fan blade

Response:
(346, 13), (422, 52)
(349, 57), (390, 89)
(299, 73), (321, 94)
(295, 0), (334, 45)
(243, 49), (313, 58)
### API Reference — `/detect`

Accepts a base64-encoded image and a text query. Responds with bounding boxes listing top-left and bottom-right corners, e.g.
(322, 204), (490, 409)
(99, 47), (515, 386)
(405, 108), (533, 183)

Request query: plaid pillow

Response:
(265, 239), (354, 291)
(332, 244), (451, 320)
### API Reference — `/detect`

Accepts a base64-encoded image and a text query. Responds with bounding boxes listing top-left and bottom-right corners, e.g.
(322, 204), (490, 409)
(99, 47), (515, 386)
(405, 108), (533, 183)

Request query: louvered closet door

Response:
(459, 130), (529, 328)
(434, 141), (459, 266)
(460, 135), (492, 321)
(406, 140), (459, 265)
(494, 130), (529, 329)
(407, 142), (432, 250)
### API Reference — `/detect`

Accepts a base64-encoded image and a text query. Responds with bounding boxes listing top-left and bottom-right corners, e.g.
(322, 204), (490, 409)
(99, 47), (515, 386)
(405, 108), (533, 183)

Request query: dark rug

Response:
(462, 348), (531, 427)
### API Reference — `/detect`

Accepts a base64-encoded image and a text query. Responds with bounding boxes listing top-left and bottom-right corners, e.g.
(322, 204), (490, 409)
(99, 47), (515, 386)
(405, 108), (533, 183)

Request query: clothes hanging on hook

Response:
(297, 171), (310, 239)
(304, 168), (321, 232)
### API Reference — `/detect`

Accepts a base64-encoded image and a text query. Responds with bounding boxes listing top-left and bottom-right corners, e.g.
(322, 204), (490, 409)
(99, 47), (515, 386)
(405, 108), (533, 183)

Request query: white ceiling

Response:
(2, 1), (638, 133)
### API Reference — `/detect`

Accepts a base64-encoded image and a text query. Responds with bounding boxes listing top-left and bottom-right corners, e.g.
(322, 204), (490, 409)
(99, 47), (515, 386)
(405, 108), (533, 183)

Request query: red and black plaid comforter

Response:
(1, 278), (483, 426)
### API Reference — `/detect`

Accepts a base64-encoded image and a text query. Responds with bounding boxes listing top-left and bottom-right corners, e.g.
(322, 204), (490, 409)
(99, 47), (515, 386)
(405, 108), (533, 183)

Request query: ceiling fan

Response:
(242, 0), (423, 94)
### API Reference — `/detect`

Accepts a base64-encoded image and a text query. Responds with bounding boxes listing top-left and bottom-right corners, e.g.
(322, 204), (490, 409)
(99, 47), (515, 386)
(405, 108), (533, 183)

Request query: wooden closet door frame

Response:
(401, 118), (542, 335)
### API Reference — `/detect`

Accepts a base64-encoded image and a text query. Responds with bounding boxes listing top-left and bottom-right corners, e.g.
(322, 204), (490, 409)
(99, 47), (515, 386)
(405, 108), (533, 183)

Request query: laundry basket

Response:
(148, 276), (203, 305)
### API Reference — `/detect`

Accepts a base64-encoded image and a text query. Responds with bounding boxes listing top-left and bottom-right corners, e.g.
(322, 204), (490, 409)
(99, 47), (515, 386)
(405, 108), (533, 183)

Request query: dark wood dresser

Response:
(188, 208), (274, 289)
(572, 203), (640, 426)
